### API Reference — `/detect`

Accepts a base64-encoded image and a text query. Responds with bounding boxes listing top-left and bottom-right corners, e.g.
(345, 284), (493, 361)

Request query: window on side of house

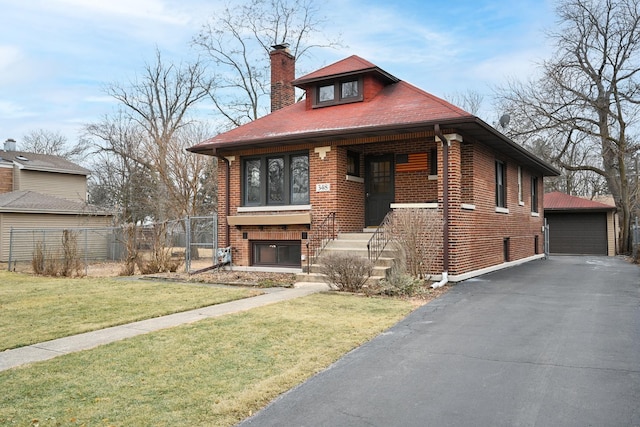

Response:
(429, 148), (438, 175)
(243, 153), (309, 206)
(495, 160), (507, 208)
(347, 151), (360, 177)
(517, 166), (523, 205)
(531, 176), (539, 213)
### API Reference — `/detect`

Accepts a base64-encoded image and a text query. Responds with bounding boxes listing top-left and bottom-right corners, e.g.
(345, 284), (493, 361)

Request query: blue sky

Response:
(0, 0), (556, 147)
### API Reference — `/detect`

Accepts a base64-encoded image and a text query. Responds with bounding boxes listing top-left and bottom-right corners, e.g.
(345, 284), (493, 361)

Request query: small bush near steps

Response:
(319, 253), (373, 292)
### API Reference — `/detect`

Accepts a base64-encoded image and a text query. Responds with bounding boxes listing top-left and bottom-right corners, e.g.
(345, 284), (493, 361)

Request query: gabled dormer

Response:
(291, 55), (400, 110)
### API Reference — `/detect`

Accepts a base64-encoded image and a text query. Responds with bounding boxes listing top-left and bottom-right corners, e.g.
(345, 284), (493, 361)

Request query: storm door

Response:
(365, 155), (394, 226)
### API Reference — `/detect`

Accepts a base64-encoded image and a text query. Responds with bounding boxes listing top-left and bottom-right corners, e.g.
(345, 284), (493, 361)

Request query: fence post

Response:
(213, 214), (218, 267)
(185, 216), (191, 273)
(544, 218), (549, 259)
(8, 227), (14, 271)
(84, 229), (88, 276)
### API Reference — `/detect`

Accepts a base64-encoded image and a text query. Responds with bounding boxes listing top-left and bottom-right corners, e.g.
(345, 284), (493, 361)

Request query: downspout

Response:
(220, 155), (231, 247)
(432, 124), (449, 288)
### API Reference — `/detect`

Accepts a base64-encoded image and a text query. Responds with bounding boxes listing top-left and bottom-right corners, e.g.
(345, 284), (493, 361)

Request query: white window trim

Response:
(238, 204), (311, 213)
(531, 212), (540, 217)
(345, 175), (364, 183)
(495, 207), (510, 214)
(390, 203), (438, 209)
(461, 204), (476, 210)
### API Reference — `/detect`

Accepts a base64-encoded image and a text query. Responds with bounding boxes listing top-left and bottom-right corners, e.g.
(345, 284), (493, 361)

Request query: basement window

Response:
(252, 241), (301, 267)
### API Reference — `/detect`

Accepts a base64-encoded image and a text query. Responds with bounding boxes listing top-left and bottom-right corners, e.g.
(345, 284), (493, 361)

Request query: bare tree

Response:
(21, 129), (89, 162)
(103, 49), (213, 221)
(192, 0), (341, 129)
(162, 122), (217, 219)
(497, 0), (640, 252)
(444, 89), (485, 117)
(85, 113), (157, 224)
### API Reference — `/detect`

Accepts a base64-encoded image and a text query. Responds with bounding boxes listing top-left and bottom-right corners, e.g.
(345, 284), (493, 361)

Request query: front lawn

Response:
(0, 271), (259, 350)
(0, 293), (414, 426)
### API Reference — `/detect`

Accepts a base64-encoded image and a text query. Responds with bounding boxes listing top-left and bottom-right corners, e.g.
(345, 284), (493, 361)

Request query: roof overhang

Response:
(544, 207), (617, 213)
(188, 116), (561, 176)
(292, 66), (399, 87)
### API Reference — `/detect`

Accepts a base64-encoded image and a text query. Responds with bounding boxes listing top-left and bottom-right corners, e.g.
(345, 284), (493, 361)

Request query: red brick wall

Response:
(0, 168), (12, 194)
(363, 137), (438, 204)
(363, 75), (385, 101)
(214, 131), (545, 275)
(270, 48), (295, 112)
(336, 146), (365, 232)
(446, 139), (545, 276)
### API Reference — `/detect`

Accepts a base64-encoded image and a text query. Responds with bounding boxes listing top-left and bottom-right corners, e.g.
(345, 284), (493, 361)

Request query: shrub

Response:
(366, 259), (428, 297)
(119, 224), (139, 276)
(135, 222), (183, 274)
(31, 232), (84, 277)
(387, 208), (442, 279)
(32, 241), (45, 275)
(319, 252), (373, 292)
(61, 229), (83, 277)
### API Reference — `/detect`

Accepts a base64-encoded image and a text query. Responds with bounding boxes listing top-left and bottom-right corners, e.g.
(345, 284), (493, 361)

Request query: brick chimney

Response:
(270, 43), (295, 112)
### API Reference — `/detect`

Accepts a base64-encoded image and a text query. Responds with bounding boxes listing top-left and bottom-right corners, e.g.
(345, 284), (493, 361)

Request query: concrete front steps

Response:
(296, 232), (399, 286)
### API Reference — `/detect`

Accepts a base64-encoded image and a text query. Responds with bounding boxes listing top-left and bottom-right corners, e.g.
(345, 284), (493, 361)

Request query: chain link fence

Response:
(7, 215), (220, 274)
(632, 217), (639, 260)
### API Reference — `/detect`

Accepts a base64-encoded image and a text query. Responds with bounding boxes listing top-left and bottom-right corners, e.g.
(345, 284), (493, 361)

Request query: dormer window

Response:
(341, 81), (359, 98)
(318, 84), (335, 102)
(314, 78), (363, 107)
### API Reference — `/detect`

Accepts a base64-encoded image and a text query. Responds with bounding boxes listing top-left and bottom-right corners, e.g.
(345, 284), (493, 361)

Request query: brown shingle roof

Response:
(0, 150), (89, 175)
(0, 191), (110, 215)
(544, 191), (616, 210)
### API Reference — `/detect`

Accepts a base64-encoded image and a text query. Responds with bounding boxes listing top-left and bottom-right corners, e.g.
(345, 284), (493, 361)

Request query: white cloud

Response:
(0, 100), (36, 119)
(54, 0), (192, 25)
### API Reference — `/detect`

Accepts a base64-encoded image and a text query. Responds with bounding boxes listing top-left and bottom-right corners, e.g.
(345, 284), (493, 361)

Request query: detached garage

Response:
(544, 192), (617, 256)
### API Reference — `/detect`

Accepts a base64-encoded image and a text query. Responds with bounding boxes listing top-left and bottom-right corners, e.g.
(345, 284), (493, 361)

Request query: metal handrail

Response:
(367, 211), (393, 264)
(306, 212), (337, 273)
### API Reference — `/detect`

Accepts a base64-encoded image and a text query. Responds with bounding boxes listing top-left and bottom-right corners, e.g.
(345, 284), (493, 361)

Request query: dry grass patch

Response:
(0, 293), (414, 426)
(0, 270), (259, 351)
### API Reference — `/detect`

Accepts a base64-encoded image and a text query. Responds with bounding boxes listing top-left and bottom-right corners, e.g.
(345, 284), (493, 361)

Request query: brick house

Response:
(188, 45), (559, 282)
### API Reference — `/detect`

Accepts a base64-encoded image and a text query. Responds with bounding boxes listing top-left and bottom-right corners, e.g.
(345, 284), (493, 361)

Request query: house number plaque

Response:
(316, 183), (331, 192)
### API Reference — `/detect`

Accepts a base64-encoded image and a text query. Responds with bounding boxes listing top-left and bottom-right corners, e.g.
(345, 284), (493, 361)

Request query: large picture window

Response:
(243, 153), (309, 206)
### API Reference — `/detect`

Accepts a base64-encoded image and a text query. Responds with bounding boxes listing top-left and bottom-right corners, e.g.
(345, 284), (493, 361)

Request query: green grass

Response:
(0, 293), (414, 426)
(0, 271), (259, 350)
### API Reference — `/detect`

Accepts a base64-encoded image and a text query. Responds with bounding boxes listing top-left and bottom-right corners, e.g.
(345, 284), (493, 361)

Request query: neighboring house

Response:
(188, 46), (560, 281)
(0, 139), (112, 262)
(544, 191), (617, 256)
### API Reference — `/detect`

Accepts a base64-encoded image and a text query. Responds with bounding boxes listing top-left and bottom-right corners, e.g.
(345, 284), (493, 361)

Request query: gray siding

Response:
(16, 170), (87, 201)
(0, 213), (111, 262)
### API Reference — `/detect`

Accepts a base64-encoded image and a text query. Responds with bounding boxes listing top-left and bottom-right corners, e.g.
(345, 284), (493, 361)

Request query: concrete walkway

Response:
(0, 281), (328, 372)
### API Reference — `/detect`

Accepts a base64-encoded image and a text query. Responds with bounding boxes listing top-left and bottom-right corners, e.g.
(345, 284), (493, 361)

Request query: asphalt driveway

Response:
(238, 256), (640, 426)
